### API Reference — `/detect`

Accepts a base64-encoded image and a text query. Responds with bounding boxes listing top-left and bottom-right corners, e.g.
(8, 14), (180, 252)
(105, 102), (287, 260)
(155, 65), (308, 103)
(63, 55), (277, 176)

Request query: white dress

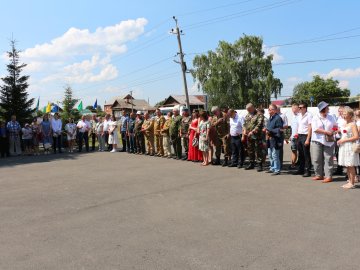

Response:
(108, 121), (119, 145)
(338, 124), (360, 167)
(65, 123), (77, 140)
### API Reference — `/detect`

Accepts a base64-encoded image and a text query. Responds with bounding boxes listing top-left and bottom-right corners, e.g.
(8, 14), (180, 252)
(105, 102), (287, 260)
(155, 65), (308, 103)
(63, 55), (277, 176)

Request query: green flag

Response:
(77, 101), (83, 111)
(42, 106), (46, 113)
(35, 97), (40, 111)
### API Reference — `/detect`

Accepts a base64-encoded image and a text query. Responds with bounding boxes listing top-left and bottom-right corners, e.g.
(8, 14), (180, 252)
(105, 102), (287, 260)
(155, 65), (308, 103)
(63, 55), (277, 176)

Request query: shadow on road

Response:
(0, 152), (88, 168)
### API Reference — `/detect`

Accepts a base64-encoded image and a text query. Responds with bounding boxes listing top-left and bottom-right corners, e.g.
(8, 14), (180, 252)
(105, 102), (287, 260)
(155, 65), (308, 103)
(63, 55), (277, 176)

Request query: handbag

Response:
(352, 142), (360, 153)
(325, 134), (335, 142)
(192, 137), (199, 147)
(318, 117), (335, 142)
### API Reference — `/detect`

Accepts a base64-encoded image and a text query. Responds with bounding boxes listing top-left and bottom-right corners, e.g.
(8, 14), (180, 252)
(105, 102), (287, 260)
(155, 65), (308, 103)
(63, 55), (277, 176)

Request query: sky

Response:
(0, 0), (360, 108)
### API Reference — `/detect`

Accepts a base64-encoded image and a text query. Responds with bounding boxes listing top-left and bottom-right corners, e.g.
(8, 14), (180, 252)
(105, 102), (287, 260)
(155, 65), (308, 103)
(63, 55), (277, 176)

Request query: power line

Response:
(71, 71), (179, 96)
(183, 0), (302, 31)
(177, 0), (257, 17)
(274, 56), (360, 66)
(268, 33), (360, 48)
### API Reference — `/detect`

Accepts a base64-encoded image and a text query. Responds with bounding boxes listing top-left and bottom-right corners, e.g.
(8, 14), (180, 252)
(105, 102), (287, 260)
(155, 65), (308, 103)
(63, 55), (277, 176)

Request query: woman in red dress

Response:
(188, 110), (203, 162)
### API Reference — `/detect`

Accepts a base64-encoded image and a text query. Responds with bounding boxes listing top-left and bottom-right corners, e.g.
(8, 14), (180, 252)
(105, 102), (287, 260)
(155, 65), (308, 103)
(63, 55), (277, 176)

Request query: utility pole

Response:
(171, 16), (190, 110)
(130, 90), (134, 112)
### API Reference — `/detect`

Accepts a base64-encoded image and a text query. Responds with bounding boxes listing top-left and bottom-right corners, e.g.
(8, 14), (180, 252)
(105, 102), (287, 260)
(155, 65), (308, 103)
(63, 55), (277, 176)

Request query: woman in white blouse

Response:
(108, 115), (119, 153)
(337, 107), (359, 189)
(310, 101), (337, 183)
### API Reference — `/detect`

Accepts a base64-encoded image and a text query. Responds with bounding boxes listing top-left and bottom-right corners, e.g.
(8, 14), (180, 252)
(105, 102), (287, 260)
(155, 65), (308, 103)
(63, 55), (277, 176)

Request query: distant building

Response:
(272, 100), (286, 107)
(161, 94), (207, 111)
(104, 94), (155, 118)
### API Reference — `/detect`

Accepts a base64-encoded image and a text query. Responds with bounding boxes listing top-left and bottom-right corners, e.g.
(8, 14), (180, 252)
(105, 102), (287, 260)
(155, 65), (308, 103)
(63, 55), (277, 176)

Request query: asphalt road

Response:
(0, 146), (359, 270)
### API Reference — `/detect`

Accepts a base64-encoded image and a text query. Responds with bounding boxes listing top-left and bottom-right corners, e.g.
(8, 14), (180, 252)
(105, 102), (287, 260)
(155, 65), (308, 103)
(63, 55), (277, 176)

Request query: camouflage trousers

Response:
(181, 136), (189, 156)
(246, 137), (263, 165)
(145, 134), (155, 155)
(214, 135), (231, 159)
(155, 134), (164, 156)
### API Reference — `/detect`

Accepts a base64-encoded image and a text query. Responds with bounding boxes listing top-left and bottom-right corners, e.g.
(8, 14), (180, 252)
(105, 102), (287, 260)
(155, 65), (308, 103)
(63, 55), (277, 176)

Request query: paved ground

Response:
(0, 146), (359, 270)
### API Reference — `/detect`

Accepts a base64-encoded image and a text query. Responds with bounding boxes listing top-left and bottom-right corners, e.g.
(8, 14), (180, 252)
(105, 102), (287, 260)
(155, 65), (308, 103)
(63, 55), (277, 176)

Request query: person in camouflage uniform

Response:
(243, 103), (265, 171)
(161, 111), (173, 158)
(210, 106), (230, 166)
(134, 111), (145, 154)
(154, 109), (166, 157)
(142, 112), (155, 156)
(180, 108), (191, 160)
(169, 108), (182, 159)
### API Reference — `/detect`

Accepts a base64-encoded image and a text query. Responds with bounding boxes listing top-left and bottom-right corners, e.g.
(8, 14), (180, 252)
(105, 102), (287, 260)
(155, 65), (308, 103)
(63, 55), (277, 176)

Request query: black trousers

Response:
(335, 140), (343, 172)
(121, 131), (129, 152)
(129, 134), (136, 153)
(297, 134), (311, 172)
(91, 133), (96, 151)
(230, 135), (245, 165)
(104, 132), (112, 151)
(78, 132), (89, 152)
(171, 136), (182, 159)
(0, 137), (9, 157)
(280, 144), (284, 169)
(135, 133), (145, 153)
(52, 135), (62, 153)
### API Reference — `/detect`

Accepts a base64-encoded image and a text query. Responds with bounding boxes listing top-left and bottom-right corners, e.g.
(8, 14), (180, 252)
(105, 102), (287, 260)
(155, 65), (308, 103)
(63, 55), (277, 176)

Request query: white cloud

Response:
(338, 80), (350, 89)
(280, 76), (303, 96)
(7, 18), (164, 107)
(287, 76), (302, 83)
(21, 18), (147, 60)
(326, 67), (360, 79)
(310, 67), (360, 80)
(263, 45), (284, 63)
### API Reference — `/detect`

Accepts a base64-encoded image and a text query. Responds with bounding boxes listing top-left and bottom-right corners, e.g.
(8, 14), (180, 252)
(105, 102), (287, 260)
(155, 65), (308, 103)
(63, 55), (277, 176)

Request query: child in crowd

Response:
(22, 123), (33, 155)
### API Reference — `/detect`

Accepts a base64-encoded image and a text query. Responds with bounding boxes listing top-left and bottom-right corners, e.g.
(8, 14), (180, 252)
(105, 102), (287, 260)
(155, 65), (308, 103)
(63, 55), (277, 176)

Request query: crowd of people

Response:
(1, 101), (360, 189)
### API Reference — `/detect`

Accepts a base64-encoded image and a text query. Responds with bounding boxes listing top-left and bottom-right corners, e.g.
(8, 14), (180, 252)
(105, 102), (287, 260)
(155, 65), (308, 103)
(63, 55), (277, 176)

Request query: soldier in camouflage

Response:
(243, 103), (265, 171)
(154, 109), (166, 157)
(169, 108), (182, 159)
(134, 111), (145, 154)
(210, 106), (231, 166)
(161, 111), (173, 158)
(180, 108), (191, 160)
(142, 112), (155, 156)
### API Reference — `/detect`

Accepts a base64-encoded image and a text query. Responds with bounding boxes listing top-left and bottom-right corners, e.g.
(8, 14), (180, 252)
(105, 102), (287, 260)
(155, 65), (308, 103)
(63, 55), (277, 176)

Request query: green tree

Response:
(292, 75), (350, 106)
(0, 40), (34, 125)
(155, 99), (166, 107)
(86, 105), (95, 112)
(191, 35), (282, 108)
(61, 85), (80, 122)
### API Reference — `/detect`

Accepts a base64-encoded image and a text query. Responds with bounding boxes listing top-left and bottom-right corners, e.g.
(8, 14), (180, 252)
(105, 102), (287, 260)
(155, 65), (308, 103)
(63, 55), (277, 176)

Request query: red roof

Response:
(272, 100), (286, 106)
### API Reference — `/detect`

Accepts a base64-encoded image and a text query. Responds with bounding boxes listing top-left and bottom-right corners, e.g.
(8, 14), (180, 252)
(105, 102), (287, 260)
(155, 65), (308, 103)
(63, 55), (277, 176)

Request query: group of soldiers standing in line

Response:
(127, 104), (274, 172)
(132, 108), (190, 159)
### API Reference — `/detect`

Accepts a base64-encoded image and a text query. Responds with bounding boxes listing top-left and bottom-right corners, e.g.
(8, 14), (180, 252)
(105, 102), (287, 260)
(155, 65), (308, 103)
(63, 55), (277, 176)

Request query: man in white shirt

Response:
(51, 113), (63, 153)
(294, 102), (312, 177)
(77, 115), (91, 152)
(228, 109), (245, 168)
(290, 103), (300, 168)
(103, 114), (112, 151)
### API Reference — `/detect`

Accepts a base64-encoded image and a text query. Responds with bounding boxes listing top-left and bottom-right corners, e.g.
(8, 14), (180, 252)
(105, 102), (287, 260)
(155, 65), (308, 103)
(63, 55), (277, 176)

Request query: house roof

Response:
(163, 95), (206, 106)
(111, 99), (155, 111)
(272, 100), (286, 106)
(105, 94), (135, 106)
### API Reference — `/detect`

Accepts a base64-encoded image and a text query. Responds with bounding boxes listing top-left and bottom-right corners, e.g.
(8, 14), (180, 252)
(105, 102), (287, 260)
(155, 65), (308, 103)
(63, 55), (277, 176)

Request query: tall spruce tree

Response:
(0, 40), (34, 124)
(61, 85), (80, 122)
